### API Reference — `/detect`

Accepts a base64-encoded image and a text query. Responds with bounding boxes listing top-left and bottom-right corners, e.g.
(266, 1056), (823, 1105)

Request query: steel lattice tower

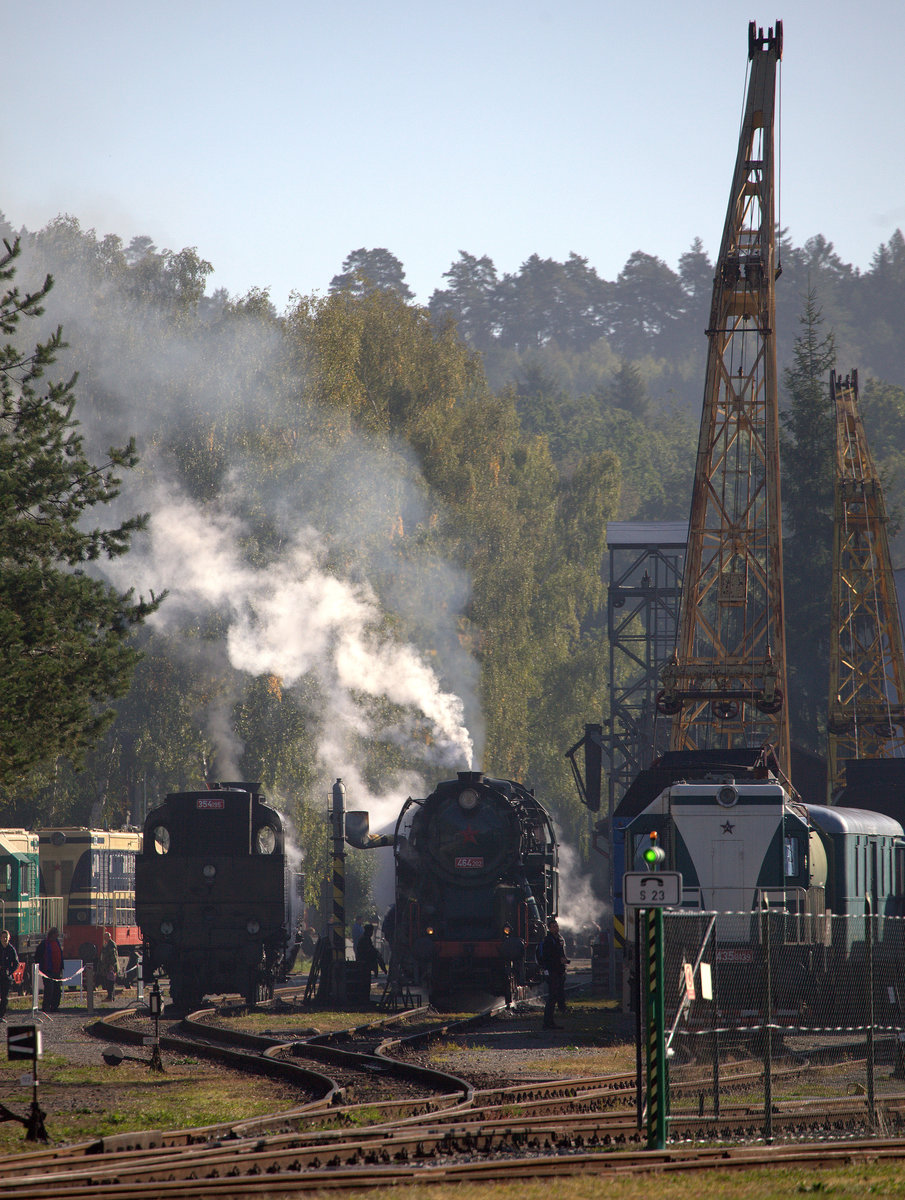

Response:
(658, 21), (790, 780)
(827, 369), (905, 796)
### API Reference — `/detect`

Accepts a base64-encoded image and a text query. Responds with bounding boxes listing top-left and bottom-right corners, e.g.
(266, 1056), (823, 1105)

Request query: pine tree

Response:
(0, 239), (163, 783)
(780, 288), (836, 752)
(329, 248), (414, 301)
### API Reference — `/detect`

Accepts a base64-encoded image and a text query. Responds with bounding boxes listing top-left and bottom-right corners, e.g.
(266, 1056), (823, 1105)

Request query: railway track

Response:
(3, 995), (905, 1196)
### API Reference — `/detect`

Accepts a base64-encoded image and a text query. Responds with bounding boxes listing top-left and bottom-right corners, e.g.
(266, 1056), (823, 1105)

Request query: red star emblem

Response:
(461, 825), (478, 844)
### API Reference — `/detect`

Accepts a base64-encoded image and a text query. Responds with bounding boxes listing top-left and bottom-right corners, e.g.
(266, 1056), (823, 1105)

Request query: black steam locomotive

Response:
(392, 772), (558, 1004)
(135, 782), (294, 1010)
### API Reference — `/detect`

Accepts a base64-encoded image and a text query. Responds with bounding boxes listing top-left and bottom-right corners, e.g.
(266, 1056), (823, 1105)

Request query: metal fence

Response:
(0, 896), (66, 947)
(643, 910), (905, 1143)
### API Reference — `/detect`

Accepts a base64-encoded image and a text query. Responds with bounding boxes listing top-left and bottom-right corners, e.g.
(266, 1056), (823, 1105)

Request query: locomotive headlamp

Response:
(458, 788), (479, 811)
(643, 831), (666, 867)
(160, 920), (174, 937)
(202, 863), (217, 880)
(502, 924), (511, 935)
(246, 919), (261, 935)
(425, 925), (435, 936)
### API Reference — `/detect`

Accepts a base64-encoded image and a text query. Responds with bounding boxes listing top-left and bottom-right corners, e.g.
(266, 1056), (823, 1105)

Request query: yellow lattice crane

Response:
(827, 369), (905, 797)
(657, 21), (790, 780)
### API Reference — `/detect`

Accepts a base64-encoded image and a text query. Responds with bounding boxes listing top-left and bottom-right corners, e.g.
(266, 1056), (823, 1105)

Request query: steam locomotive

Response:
(391, 771), (558, 1004)
(135, 782), (296, 1011)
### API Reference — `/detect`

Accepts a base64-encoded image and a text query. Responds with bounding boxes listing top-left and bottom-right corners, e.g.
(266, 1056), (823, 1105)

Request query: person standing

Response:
(0, 929), (19, 1020)
(99, 931), (119, 1003)
(36, 927), (64, 1013)
(355, 924), (386, 978)
(540, 917), (569, 1030)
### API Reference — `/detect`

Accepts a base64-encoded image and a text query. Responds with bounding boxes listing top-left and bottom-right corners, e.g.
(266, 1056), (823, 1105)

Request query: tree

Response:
(601, 358), (650, 419)
(329, 248), (414, 301)
(608, 251), (685, 360)
(0, 239), (163, 784)
(780, 288), (836, 752)
(428, 251), (500, 352)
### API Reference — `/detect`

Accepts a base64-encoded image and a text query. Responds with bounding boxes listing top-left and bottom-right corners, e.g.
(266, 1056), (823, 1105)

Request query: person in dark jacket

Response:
(0, 929), (19, 1020)
(355, 924), (386, 978)
(36, 927), (64, 1013)
(539, 917), (569, 1029)
(99, 931), (119, 1002)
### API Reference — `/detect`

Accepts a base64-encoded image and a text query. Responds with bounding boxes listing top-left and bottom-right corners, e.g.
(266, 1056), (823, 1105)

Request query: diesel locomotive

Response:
(621, 752), (905, 1025)
(135, 782), (294, 1010)
(390, 771), (558, 1004)
(0, 830), (44, 948)
(37, 827), (142, 963)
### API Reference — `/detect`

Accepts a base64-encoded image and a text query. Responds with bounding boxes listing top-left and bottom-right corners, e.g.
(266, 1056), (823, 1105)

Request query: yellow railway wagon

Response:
(38, 828), (141, 963)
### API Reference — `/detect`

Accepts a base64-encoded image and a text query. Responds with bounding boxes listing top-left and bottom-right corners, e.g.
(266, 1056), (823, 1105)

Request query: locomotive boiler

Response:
(135, 782), (294, 1011)
(391, 771), (558, 1004)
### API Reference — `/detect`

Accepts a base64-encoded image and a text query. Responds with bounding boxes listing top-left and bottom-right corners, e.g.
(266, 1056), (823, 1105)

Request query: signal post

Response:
(624, 831), (681, 1151)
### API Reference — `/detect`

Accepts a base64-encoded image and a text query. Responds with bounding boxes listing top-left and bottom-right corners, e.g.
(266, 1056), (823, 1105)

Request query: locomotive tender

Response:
(136, 782), (293, 1010)
(392, 771), (558, 1004)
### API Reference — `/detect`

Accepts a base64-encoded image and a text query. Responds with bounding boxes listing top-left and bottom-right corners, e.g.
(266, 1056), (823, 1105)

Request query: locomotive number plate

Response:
(455, 856), (484, 868)
(196, 797), (225, 809)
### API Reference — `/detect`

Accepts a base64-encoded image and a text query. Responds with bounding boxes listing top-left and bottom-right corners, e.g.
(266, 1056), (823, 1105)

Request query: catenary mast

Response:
(658, 21), (790, 780)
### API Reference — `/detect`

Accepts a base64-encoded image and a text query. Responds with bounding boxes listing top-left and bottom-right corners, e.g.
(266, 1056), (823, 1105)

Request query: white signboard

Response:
(623, 871), (682, 907)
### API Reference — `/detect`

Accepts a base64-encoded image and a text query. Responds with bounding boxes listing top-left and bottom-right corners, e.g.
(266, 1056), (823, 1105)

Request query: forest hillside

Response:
(1, 212), (903, 913)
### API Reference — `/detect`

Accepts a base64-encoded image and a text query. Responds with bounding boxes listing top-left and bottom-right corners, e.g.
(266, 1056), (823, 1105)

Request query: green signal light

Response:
(643, 832), (665, 866)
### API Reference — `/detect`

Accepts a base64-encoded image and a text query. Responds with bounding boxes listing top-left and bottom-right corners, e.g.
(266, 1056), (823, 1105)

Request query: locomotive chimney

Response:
(457, 770), (484, 786)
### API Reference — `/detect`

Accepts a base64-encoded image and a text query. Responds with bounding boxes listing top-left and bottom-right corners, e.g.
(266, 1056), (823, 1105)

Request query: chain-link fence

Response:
(636, 910), (905, 1143)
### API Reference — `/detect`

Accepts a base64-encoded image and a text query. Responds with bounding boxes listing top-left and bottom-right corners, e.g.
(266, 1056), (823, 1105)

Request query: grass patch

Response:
(0, 1050), (301, 1154)
(215, 1007), (399, 1035)
(300, 1163), (905, 1200)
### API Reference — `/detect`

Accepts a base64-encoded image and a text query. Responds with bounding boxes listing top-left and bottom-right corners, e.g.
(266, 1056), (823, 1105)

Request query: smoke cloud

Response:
(13, 226), (482, 809)
(118, 484), (475, 778)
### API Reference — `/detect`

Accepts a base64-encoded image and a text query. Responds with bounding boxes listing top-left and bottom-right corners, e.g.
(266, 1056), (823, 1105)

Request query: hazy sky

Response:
(5, 1), (904, 310)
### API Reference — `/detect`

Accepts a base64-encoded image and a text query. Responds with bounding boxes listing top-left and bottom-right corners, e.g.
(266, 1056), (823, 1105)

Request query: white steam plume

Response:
(113, 485), (475, 776)
(556, 842), (606, 934)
